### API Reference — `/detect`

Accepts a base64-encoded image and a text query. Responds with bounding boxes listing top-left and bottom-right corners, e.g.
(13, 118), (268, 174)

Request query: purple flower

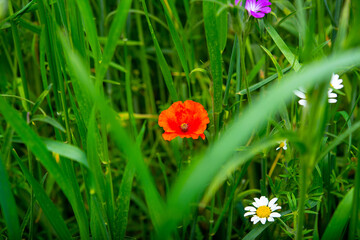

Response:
(235, 0), (272, 18)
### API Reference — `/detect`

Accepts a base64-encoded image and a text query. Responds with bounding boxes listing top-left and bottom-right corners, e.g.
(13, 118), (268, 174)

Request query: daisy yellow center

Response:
(256, 206), (271, 218)
(279, 142), (285, 148)
(180, 123), (189, 132)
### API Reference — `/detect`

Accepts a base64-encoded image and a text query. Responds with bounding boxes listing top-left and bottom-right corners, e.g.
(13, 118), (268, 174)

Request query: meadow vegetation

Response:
(0, 0), (360, 239)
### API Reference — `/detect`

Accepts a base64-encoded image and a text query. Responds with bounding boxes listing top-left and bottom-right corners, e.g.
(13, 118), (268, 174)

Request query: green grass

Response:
(1, 0), (360, 239)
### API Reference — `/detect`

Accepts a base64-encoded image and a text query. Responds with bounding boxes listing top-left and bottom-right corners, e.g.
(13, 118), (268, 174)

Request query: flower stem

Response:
(296, 155), (313, 240)
(269, 149), (283, 177)
(237, 32), (252, 105)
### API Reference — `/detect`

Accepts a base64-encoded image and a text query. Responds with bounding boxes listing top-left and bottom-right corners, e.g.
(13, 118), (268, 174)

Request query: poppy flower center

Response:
(180, 123), (189, 132)
(256, 206), (271, 218)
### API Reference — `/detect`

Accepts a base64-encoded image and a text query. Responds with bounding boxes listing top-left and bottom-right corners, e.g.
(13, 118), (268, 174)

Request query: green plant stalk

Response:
(223, 36), (238, 107)
(11, 21), (30, 111)
(203, 0), (223, 135)
(209, 197), (215, 239)
(296, 157), (309, 240)
(141, 0), (179, 102)
(0, 155), (21, 240)
(39, 31), (55, 119)
(211, 160), (250, 235)
(226, 196), (233, 240)
(349, 145), (360, 240)
(55, 40), (74, 143)
(316, 0), (325, 53)
(134, 0), (157, 115)
(238, 32), (252, 104)
(101, 116), (115, 237)
(28, 147), (34, 240)
(235, 40), (241, 114)
(37, 0), (61, 111)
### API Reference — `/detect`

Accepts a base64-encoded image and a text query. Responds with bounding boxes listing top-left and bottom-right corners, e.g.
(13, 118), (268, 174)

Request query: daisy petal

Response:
(251, 216), (260, 224)
(244, 211), (256, 217)
(270, 212), (281, 218)
(271, 205), (282, 211)
(261, 196), (269, 206)
(267, 217), (275, 222)
(328, 99), (337, 103)
(252, 201), (259, 208)
(244, 206), (257, 212)
(254, 198), (262, 206)
(268, 198), (278, 208)
(260, 218), (267, 224)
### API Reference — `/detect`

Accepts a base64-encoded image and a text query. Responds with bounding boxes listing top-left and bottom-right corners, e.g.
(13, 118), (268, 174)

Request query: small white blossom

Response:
(276, 140), (287, 151)
(328, 89), (337, 103)
(330, 73), (343, 90)
(244, 196), (282, 224)
(294, 89), (307, 107)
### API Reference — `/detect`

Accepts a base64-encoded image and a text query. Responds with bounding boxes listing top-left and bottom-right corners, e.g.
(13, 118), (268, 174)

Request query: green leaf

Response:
(260, 45), (283, 80)
(243, 222), (272, 240)
(264, 20), (301, 72)
(321, 188), (354, 240)
(97, 0), (132, 81)
(114, 122), (147, 240)
(216, 0), (228, 52)
(58, 42), (165, 232)
(237, 66), (292, 95)
(42, 139), (89, 168)
(0, 96), (90, 240)
(74, 0), (102, 66)
(31, 84), (52, 116)
(90, 195), (110, 240)
(13, 152), (72, 240)
(203, 0), (223, 132)
(31, 115), (66, 133)
(141, 0), (179, 102)
(160, 0), (191, 96)
(0, 155), (21, 240)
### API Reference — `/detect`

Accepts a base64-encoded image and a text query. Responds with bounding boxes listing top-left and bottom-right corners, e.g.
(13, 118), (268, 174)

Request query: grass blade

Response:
(31, 115), (66, 133)
(321, 188), (354, 240)
(13, 152), (72, 240)
(260, 45), (283, 80)
(58, 42), (166, 232)
(237, 66), (292, 95)
(141, 0), (179, 102)
(0, 155), (21, 240)
(42, 139), (89, 168)
(160, 0), (191, 96)
(97, 0), (132, 81)
(264, 20), (301, 72)
(203, 0), (223, 133)
(0, 96), (90, 239)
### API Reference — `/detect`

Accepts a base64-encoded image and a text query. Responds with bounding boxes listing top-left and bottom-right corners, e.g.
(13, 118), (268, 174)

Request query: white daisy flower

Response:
(293, 89), (307, 107)
(244, 196), (282, 224)
(276, 140), (287, 151)
(328, 89), (337, 103)
(330, 73), (343, 90)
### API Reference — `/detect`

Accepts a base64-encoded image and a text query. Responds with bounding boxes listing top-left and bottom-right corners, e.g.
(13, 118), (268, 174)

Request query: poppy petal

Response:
(162, 132), (179, 141)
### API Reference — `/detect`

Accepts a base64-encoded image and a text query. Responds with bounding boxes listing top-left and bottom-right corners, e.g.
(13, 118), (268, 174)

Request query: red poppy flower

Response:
(158, 100), (210, 141)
